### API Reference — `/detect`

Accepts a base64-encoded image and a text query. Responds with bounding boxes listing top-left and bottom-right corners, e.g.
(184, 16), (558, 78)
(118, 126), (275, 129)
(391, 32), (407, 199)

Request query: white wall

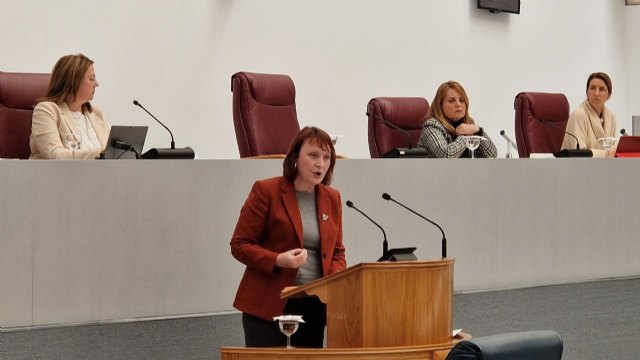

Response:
(0, 0), (637, 158)
(625, 4), (640, 130)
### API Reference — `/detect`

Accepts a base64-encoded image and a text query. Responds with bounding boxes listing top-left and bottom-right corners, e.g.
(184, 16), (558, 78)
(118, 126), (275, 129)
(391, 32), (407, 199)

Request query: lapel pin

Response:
(321, 213), (329, 221)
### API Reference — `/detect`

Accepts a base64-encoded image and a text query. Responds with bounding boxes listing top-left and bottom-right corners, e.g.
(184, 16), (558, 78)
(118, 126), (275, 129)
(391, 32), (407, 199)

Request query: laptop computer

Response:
(101, 125), (148, 159)
(615, 135), (640, 158)
(633, 116), (640, 136)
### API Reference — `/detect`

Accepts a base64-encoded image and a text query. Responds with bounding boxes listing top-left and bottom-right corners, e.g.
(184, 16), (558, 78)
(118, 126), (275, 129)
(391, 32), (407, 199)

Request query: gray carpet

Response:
(2, 277), (639, 360)
(454, 278), (640, 360)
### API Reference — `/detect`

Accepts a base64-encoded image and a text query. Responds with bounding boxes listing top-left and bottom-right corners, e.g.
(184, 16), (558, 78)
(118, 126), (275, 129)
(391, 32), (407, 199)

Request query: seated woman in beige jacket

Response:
(30, 54), (110, 160)
(561, 72), (617, 158)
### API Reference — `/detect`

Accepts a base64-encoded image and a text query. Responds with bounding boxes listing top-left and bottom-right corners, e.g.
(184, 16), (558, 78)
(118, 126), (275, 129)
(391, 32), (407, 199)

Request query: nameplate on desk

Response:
(529, 153), (555, 159)
(382, 148), (429, 158)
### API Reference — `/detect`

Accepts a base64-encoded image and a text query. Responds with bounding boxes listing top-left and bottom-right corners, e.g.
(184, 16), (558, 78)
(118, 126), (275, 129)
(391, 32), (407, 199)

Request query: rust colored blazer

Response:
(230, 176), (346, 321)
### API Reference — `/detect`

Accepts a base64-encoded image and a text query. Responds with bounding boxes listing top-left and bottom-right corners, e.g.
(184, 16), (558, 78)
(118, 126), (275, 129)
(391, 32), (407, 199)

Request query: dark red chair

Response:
(514, 92), (569, 158)
(0, 72), (51, 159)
(231, 72), (301, 158)
(367, 97), (429, 158)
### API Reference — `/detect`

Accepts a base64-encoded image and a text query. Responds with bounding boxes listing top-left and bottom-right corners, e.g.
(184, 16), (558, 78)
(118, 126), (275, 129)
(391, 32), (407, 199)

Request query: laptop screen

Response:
(102, 125), (148, 159)
(615, 135), (640, 158)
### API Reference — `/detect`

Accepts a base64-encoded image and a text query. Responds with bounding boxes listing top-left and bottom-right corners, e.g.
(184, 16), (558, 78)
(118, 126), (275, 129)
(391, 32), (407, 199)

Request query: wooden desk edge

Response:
(221, 332), (470, 360)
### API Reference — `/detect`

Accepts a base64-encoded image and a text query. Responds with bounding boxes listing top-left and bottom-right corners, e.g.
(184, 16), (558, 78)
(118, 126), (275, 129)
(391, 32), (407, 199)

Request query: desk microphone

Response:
(620, 128), (628, 136)
(539, 119), (580, 149)
(366, 112), (412, 149)
(382, 193), (447, 258)
(346, 200), (389, 261)
(133, 100), (175, 149)
(132, 100), (195, 159)
(538, 119), (592, 158)
(499, 130), (518, 158)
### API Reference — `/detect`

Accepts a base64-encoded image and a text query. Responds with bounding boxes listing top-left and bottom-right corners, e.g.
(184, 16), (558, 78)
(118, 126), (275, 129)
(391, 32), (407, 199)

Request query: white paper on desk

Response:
(529, 153), (555, 158)
(453, 329), (462, 337)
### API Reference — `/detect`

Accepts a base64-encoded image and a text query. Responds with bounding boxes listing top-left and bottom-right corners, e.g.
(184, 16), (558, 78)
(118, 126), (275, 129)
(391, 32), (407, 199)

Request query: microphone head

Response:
(621, 128), (627, 135)
(500, 130), (506, 135)
(133, 100), (139, 106)
(382, 193), (391, 201)
(346, 200), (354, 208)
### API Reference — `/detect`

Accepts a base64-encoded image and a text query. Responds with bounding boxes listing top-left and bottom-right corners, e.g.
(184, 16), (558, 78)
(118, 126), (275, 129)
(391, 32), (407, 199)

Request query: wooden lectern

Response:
(221, 259), (458, 360)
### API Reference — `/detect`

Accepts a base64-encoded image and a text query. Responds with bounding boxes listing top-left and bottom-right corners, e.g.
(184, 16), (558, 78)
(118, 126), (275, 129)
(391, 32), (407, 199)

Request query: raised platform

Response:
(2, 159), (640, 328)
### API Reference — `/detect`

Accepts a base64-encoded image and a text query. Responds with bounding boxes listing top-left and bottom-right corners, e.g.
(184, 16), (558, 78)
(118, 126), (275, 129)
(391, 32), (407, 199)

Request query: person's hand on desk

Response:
(276, 248), (307, 269)
(456, 123), (481, 136)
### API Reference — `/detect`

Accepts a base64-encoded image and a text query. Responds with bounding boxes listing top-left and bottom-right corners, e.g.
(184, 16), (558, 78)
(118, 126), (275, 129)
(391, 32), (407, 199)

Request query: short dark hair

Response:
(283, 126), (336, 185)
(586, 72), (613, 96)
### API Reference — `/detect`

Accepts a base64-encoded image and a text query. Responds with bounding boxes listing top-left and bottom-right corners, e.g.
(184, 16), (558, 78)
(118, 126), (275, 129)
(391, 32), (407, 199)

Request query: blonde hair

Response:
(40, 54), (94, 113)
(428, 81), (475, 136)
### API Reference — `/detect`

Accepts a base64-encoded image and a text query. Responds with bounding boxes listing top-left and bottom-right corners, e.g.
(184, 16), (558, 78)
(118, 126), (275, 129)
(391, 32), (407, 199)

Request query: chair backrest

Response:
(446, 330), (563, 360)
(0, 71), (51, 159)
(514, 92), (569, 158)
(367, 97), (429, 158)
(231, 72), (301, 158)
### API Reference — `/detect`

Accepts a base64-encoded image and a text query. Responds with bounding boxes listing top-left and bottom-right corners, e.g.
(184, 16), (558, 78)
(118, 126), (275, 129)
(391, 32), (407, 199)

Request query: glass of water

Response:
(63, 134), (80, 159)
(461, 135), (484, 158)
(274, 315), (304, 349)
(598, 137), (617, 151)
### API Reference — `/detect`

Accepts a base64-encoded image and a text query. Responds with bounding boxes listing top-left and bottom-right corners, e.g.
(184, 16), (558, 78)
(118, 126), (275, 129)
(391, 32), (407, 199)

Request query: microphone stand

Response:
(499, 130), (517, 159)
(366, 112), (413, 149)
(382, 193), (447, 258)
(346, 200), (388, 261)
(538, 119), (593, 158)
(366, 112), (428, 158)
(133, 100), (195, 159)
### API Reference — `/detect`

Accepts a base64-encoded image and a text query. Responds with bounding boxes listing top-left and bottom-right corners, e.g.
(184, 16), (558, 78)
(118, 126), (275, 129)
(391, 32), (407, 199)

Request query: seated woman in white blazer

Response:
(30, 54), (110, 160)
(561, 72), (618, 158)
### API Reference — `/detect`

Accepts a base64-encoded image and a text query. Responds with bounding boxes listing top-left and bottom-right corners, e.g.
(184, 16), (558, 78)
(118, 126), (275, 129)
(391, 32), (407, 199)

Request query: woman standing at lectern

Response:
(561, 72), (618, 158)
(230, 126), (346, 348)
(417, 81), (497, 158)
(30, 53), (110, 159)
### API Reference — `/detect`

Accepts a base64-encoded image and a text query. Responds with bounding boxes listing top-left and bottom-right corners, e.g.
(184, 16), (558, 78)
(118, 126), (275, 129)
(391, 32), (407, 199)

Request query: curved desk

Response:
(221, 332), (471, 360)
(2, 159), (640, 328)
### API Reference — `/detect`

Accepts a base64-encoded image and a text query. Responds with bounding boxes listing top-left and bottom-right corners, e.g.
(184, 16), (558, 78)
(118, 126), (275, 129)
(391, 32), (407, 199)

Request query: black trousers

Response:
(242, 296), (326, 348)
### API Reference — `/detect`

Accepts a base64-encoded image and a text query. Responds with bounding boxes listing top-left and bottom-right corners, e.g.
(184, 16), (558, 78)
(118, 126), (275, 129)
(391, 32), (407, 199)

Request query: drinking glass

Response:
(63, 134), (80, 160)
(598, 137), (617, 151)
(274, 315), (304, 349)
(461, 135), (483, 158)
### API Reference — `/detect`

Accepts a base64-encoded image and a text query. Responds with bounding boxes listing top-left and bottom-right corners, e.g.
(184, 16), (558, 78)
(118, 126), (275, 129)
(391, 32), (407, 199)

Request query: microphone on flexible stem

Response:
(132, 100), (195, 159)
(382, 192), (447, 258)
(366, 112), (428, 158)
(133, 100), (174, 149)
(538, 119), (593, 158)
(346, 200), (389, 261)
(499, 130), (518, 158)
(366, 112), (412, 149)
(539, 119), (580, 149)
(620, 128), (628, 137)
